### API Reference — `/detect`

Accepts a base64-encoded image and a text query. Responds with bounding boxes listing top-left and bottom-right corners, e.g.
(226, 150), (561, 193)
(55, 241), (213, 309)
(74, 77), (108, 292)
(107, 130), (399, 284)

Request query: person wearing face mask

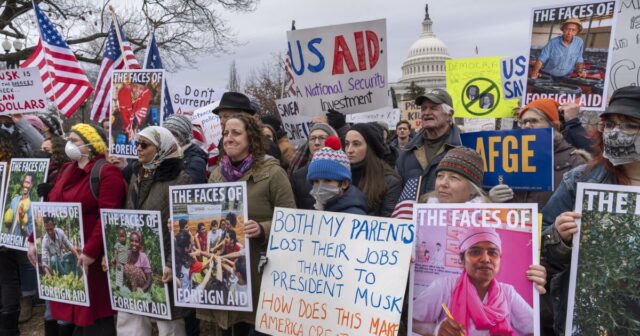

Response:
(26, 123), (126, 335)
(307, 135), (369, 215)
(116, 126), (192, 336)
(541, 86), (640, 335)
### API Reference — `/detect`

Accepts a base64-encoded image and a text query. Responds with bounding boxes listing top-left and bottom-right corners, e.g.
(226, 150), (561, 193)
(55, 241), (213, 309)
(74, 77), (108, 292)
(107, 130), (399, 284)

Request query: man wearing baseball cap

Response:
(396, 88), (462, 195)
(531, 18), (586, 78)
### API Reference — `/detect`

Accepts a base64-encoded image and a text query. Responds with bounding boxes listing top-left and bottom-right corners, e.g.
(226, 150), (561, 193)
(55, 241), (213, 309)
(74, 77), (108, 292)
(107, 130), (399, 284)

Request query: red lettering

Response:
(354, 31), (366, 71)
(366, 30), (380, 69)
(332, 35), (357, 75)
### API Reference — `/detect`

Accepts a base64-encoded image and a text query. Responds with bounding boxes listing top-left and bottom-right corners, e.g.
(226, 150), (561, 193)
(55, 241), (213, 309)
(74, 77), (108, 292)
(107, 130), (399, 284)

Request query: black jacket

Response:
(183, 143), (208, 184)
(290, 165), (315, 210)
(324, 185), (369, 215)
(351, 163), (403, 217)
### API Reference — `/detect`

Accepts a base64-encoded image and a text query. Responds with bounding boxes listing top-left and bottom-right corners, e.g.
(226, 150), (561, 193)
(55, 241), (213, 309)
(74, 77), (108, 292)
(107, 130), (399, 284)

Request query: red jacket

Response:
(47, 157), (127, 326)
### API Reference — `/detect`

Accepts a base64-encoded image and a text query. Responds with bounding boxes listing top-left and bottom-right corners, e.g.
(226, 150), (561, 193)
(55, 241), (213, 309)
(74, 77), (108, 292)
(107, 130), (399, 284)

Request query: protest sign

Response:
(286, 19), (388, 116)
(276, 97), (314, 148)
(567, 183), (640, 335)
(191, 101), (223, 164)
(446, 57), (520, 119)
(525, 1), (617, 110)
(0, 67), (47, 115)
(101, 209), (171, 319)
(1, 158), (49, 250)
(608, 1), (640, 94)
(463, 118), (496, 132)
(461, 128), (554, 191)
(347, 106), (400, 129)
(170, 83), (224, 116)
(169, 182), (252, 311)
(32, 202), (89, 307)
(255, 208), (413, 336)
(501, 55), (528, 101)
(110, 69), (165, 158)
(0, 163), (6, 216)
(410, 203), (539, 336)
(399, 100), (422, 130)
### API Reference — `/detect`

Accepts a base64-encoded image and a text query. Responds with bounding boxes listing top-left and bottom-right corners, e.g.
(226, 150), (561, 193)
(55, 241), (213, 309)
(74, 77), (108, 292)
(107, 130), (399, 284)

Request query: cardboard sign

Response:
(170, 83), (224, 116)
(567, 183), (640, 335)
(32, 202), (89, 307)
(191, 101), (222, 163)
(256, 207), (414, 336)
(0, 67), (47, 114)
(276, 97), (314, 148)
(347, 106), (399, 129)
(446, 57), (520, 119)
(608, 0), (640, 94)
(286, 19), (389, 115)
(110, 69), (165, 158)
(501, 55), (528, 101)
(1, 158), (49, 250)
(101, 209), (172, 320)
(399, 100), (422, 130)
(169, 182), (252, 311)
(525, 1), (618, 110)
(410, 203), (540, 336)
(461, 128), (554, 191)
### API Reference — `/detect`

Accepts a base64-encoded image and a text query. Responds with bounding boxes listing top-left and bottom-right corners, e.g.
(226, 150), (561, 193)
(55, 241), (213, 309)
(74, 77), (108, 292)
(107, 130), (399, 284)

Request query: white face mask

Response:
(310, 183), (341, 206)
(602, 130), (640, 166)
(0, 123), (15, 135)
(64, 141), (90, 161)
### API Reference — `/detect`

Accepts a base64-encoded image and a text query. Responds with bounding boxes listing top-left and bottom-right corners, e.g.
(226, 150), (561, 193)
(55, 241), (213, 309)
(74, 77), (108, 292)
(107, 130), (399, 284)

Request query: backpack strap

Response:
(90, 159), (107, 200)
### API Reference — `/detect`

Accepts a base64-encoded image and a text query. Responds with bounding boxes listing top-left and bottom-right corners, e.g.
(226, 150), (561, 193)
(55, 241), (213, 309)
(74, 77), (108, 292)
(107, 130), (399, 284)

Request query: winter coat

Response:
(562, 118), (596, 153)
(541, 163), (614, 335)
(396, 125), (462, 195)
(126, 158), (192, 320)
(47, 156), (127, 327)
(324, 185), (369, 215)
(388, 135), (413, 152)
(511, 139), (588, 210)
(183, 143), (208, 184)
(197, 156), (295, 329)
(290, 165), (315, 210)
(351, 163), (402, 217)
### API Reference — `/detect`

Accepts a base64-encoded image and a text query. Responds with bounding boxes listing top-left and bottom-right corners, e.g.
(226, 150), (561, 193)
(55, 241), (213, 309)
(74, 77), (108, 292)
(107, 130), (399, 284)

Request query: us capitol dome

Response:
(394, 4), (450, 100)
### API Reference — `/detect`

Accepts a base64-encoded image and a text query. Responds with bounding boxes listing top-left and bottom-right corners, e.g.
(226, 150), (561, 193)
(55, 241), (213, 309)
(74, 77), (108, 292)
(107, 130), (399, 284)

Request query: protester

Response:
(489, 98), (588, 209)
(13, 114), (44, 154)
(345, 123), (401, 216)
(40, 135), (70, 187)
(37, 114), (65, 140)
(542, 86), (640, 335)
(559, 102), (597, 152)
(289, 123), (338, 209)
(389, 120), (413, 151)
(164, 114), (208, 183)
(531, 18), (586, 79)
(118, 126), (192, 336)
(307, 135), (368, 215)
(197, 113), (295, 336)
(326, 108), (350, 143)
(27, 123), (127, 335)
(396, 89), (462, 194)
(412, 147), (547, 336)
(261, 115), (295, 167)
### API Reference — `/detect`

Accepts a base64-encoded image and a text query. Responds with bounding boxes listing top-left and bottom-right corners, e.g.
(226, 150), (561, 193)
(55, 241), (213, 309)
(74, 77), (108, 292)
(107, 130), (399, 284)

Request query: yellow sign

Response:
(446, 57), (518, 118)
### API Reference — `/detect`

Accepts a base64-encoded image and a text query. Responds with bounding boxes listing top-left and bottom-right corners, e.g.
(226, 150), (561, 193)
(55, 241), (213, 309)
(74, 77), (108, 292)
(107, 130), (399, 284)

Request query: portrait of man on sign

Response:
(530, 18), (585, 79)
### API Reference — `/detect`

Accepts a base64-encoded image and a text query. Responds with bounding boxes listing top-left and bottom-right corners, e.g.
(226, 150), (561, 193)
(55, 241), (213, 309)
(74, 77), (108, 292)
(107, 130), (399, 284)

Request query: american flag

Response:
(90, 20), (141, 121)
(21, 1), (93, 117)
(143, 32), (174, 119)
(392, 176), (422, 220)
(282, 51), (297, 98)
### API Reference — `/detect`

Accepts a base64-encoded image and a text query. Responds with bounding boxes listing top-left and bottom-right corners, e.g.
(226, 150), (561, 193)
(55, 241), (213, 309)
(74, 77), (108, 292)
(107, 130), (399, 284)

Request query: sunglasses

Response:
(1, 121), (14, 128)
(136, 141), (152, 150)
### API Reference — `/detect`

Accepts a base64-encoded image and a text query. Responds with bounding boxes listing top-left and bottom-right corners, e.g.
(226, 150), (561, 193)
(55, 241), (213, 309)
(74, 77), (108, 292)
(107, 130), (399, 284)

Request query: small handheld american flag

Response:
(392, 176), (422, 220)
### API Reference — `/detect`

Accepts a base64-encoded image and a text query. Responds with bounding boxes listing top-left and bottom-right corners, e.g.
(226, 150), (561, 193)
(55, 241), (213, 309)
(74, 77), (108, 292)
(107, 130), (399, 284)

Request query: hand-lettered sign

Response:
(0, 68), (47, 114)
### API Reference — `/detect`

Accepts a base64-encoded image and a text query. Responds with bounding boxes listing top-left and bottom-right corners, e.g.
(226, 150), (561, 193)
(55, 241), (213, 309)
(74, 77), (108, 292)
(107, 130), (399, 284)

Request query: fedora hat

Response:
(561, 18), (583, 33)
(212, 92), (256, 115)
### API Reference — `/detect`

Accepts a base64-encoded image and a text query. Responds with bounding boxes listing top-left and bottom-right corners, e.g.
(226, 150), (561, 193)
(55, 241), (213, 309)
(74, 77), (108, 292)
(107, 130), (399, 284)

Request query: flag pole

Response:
(108, 5), (129, 70)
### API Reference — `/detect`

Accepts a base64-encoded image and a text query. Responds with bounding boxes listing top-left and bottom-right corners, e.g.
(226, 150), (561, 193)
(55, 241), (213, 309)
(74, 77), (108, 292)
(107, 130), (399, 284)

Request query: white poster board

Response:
(0, 67), (47, 114)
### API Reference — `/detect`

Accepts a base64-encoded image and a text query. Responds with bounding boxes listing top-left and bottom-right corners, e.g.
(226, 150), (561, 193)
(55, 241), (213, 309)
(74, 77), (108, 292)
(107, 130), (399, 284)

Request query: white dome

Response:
(407, 36), (449, 58)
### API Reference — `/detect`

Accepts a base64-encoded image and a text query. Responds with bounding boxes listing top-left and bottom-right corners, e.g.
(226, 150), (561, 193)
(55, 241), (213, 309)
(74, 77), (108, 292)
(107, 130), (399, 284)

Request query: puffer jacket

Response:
(324, 185), (369, 215)
(183, 143), (208, 183)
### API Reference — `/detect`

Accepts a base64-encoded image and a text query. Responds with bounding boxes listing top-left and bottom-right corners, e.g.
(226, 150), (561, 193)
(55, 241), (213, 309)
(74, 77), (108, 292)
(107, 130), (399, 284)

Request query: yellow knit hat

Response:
(70, 123), (107, 155)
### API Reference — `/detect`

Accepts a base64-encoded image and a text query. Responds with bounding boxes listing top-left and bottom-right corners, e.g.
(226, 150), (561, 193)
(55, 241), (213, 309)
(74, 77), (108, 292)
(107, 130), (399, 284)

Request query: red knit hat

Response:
(519, 98), (561, 130)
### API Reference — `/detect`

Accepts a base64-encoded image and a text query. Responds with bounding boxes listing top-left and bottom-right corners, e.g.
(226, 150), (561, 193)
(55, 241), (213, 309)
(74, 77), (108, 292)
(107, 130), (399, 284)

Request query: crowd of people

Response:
(0, 83), (633, 335)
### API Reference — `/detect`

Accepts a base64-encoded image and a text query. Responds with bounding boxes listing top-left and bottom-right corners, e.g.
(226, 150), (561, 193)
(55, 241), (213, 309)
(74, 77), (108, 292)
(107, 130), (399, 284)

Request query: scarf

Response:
(137, 126), (183, 170)
(450, 271), (515, 335)
(220, 154), (254, 182)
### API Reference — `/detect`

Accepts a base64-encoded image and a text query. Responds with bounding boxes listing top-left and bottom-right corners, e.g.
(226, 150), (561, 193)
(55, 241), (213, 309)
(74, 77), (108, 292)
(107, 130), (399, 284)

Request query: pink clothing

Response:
(459, 227), (502, 253)
(128, 250), (152, 274)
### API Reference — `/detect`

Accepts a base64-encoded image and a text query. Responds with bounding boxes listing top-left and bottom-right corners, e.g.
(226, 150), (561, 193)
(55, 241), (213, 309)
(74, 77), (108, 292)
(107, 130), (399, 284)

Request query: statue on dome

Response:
(424, 3), (430, 20)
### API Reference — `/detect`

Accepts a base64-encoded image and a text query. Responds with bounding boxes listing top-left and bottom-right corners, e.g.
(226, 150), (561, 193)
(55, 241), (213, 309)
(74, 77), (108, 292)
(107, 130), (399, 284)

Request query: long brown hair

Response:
(357, 146), (400, 211)
(219, 114), (267, 164)
(587, 114), (640, 185)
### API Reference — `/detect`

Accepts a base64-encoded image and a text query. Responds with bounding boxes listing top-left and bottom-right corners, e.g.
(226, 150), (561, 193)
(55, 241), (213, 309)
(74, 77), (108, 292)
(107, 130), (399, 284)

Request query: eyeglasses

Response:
(601, 120), (640, 135)
(517, 117), (544, 127)
(308, 135), (327, 143)
(137, 142), (152, 150)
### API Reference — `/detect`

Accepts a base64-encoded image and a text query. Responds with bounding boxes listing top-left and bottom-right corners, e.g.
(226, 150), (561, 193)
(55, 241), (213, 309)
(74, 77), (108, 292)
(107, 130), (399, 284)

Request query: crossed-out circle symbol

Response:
(462, 77), (501, 116)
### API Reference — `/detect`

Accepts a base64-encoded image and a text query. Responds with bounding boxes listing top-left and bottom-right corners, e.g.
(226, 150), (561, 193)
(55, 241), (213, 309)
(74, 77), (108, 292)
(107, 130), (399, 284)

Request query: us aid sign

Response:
(461, 128), (554, 191)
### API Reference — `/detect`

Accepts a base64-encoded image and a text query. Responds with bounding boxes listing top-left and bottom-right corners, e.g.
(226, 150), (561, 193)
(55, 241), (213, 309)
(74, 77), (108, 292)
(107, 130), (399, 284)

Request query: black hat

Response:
(602, 86), (640, 119)
(415, 88), (453, 107)
(212, 92), (256, 115)
(349, 123), (386, 159)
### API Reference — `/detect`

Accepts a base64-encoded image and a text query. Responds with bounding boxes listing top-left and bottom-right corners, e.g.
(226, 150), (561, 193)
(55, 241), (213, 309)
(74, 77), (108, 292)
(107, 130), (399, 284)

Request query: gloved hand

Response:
(489, 184), (514, 203)
(36, 182), (53, 201)
(326, 109), (346, 130)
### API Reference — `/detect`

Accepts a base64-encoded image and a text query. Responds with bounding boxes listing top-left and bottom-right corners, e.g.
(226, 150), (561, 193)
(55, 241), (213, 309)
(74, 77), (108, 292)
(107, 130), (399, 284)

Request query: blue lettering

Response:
(515, 55), (527, 76)
(288, 41), (305, 76)
(307, 38), (324, 73)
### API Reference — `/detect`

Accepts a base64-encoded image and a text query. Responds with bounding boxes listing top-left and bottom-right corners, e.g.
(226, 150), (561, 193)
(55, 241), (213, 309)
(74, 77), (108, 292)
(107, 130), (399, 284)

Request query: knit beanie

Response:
(519, 98), (561, 130)
(70, 123), (107, 155)
(309, 123), (337, 137)
(37, 114), (64, 137)
(163, 114), (193, 145)
(307, 135), (351, 184)
(436, 146), (484, 188)
(349, 123), (386, 159)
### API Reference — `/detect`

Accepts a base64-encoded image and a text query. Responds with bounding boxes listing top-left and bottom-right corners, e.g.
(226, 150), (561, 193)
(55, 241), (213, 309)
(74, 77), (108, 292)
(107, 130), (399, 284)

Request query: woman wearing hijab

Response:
(27, 124), (127, 336)
(117, 126), (192, 335)
(197, 114), (295, 336)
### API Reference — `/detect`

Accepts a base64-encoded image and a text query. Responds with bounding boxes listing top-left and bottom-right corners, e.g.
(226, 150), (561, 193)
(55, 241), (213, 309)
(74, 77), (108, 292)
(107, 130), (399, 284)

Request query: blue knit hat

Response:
(307, 135), (351, 184)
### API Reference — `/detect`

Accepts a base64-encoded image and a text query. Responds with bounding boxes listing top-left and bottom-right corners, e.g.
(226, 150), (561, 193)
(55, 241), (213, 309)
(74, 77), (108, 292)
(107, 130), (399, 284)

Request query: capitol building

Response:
(393, 4), (450, 101)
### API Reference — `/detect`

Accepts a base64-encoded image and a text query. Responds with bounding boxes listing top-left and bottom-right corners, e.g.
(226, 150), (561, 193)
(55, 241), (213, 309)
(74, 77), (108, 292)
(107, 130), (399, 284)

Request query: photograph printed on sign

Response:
(169, 182), (252, 311)
(409, 203), (540, 336)
(101, 209), (172, 320)
(1, 158), (49, 250)
(525, 0), (618, 110)
(566, 183), (640, 335)
(109, 69), (165, 158)
(32, 202), (90, 307)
